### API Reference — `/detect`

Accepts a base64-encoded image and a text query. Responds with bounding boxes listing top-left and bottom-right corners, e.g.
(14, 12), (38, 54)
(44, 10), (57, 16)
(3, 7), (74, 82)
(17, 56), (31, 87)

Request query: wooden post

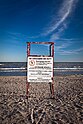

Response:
(26, 42), (30, 98)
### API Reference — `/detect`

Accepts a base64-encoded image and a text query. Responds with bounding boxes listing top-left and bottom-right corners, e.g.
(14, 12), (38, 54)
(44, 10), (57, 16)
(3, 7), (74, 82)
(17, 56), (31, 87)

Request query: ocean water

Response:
(0, 62), (83, 76)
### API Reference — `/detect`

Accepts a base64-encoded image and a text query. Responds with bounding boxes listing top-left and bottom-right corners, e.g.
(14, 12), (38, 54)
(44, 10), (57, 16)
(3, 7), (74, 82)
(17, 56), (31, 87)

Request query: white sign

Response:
(27, 56), (53, 82)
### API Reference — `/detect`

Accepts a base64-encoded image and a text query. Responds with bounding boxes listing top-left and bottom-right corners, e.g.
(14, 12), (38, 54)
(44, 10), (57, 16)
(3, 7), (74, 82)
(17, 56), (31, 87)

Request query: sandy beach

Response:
(0, 75), (83, 124)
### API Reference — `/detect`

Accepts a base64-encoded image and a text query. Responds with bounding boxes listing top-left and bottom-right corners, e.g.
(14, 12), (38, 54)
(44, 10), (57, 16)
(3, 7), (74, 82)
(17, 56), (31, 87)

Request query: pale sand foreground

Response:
(0, 75), (83, 124)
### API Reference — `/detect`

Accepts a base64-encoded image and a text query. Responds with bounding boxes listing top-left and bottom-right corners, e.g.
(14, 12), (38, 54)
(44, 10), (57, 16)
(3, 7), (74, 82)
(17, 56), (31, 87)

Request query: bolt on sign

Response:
(26, 42), (54, 98)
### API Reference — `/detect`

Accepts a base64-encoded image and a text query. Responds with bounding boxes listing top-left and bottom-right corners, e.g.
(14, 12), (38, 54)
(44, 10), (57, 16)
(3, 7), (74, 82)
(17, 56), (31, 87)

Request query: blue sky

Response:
(0, 0), (83, 62)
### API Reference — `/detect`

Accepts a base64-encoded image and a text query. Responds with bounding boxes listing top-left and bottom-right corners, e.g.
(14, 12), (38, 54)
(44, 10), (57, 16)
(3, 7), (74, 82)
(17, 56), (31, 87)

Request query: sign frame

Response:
(26, 42), (54, 98)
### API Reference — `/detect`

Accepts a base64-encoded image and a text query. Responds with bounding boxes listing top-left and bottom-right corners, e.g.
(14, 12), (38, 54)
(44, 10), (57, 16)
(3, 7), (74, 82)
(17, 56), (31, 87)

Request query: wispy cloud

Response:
(7, 31), (40, 40)
(49, 27), (65, 41)
(57, 47), (83, 55)
(43, 0), (78, 38)
(55, 38), (83, 55)
(55, 40), (73, 53)
(7, 0), (79, 42)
